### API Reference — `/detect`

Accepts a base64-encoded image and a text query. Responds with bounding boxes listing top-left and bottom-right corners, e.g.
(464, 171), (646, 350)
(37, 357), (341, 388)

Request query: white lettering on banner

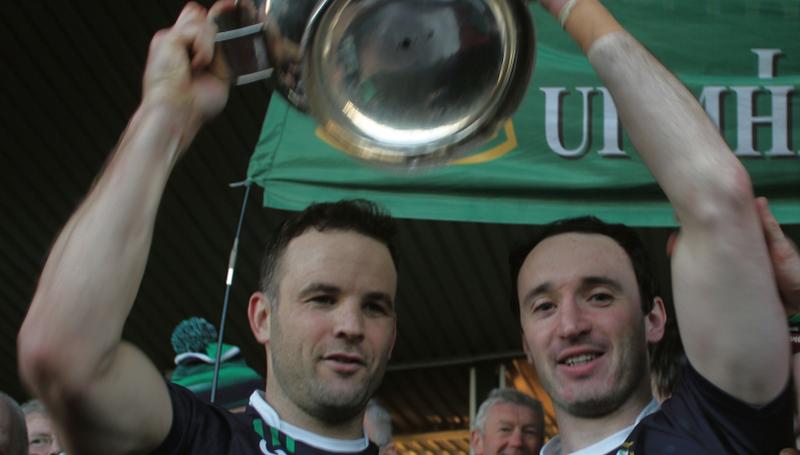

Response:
(596, 87), (625, 157)
(540, 48), (798, 159)
(752, 49), (781, 79)
(542, 87), (594, 158)
(732, 85), (794, 157)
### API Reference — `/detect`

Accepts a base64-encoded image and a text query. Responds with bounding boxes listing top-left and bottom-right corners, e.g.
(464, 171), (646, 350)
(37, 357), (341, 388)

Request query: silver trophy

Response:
(215, 0), (535, 168)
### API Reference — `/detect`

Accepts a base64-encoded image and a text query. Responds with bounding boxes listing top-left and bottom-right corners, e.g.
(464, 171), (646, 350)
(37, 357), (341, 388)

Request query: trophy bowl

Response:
(216, 0), (536, 168)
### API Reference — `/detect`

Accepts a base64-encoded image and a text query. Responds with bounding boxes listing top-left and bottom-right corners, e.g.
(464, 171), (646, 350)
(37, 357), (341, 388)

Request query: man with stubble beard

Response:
(17, 2), (398, 454)
(511, 0), (793, 453)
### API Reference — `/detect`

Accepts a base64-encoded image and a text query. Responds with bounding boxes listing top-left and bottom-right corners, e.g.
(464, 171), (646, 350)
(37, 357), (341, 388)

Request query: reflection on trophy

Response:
(215, 0), (536, 168)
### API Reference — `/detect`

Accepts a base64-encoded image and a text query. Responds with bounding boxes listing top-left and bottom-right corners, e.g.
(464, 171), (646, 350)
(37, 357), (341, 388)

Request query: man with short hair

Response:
(17, 3), (397, 454)
(511, 0), (793, 453)
(0, 392), (27, 455)
(20, 401), (61, 455)
(471, 388), (544, 455)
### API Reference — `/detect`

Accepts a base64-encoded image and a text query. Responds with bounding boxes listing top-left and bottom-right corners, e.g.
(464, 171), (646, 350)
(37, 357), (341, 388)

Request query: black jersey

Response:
(617, 363), (793, 454)
(155, 383), (380, 455)
(541, 364), (793, 454)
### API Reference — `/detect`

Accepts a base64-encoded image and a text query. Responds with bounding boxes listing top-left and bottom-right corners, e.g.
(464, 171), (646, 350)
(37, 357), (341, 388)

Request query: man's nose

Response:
(557, 299), (591, 339)
(507, 427), (523, 448)
(333, 300), (365, 341)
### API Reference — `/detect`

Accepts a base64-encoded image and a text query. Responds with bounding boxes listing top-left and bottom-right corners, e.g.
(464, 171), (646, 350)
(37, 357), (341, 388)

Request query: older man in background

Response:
(471, 388), (544, 455)
(20, 401), (61, 455)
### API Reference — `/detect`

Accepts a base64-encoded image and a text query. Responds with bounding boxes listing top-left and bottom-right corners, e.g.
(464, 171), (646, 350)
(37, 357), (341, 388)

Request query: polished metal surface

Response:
(217, 0), (535, 168)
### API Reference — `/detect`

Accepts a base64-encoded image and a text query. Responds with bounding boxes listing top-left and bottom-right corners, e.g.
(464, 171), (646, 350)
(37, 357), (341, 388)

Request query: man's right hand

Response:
(142, 2), (232, 139)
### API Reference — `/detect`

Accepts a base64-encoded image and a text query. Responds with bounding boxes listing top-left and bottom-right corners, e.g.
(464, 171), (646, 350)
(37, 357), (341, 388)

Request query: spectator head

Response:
(21, 401), (61, 455)
(471, 388), (544, 455)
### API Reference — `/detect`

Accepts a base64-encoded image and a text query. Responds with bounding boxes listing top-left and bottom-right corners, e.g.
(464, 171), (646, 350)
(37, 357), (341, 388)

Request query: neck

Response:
(264, 376), (365, 440)
(554, 383), (654, 454)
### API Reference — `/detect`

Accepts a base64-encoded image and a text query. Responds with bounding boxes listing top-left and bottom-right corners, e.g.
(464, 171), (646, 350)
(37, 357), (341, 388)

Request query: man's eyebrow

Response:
(298, 282), (341, 297)
(521, 282), (553, 307)
(298, 284), (394, 307)
(581, 276), (624, 291)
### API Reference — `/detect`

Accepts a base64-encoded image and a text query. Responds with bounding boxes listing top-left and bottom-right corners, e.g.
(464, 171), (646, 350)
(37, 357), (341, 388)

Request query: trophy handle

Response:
(215, 23), (274, 86)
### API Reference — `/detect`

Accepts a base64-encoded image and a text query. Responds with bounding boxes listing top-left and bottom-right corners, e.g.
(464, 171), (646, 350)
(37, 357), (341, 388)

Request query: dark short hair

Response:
(509, 216), (659, 316)
(259, 200), (398, 301)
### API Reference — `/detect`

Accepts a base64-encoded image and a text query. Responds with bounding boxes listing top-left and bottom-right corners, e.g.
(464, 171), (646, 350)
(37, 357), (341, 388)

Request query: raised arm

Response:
(17, 3), (230, 454)
(540, 0), (789, 404)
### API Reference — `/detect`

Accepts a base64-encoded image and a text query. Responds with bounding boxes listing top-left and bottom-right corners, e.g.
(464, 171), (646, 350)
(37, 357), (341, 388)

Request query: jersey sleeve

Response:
(638, 362), (793, 454)
(153, 382), (236, 454)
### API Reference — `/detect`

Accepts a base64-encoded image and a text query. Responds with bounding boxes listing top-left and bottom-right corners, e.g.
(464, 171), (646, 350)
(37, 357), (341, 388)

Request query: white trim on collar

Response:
(540, 399), (660, 455)
(249, 391), (370, 453)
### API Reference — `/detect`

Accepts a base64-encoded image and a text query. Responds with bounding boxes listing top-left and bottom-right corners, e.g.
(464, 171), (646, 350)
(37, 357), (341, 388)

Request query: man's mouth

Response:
(323, 353), (365, 365)
(561, 353), (601, 366)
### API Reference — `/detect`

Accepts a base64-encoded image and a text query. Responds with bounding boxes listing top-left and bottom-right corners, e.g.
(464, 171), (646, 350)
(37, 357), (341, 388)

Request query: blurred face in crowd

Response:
(26, 412), (62, 455)
(517, 233), (663, 418)
(251, 229), (398, 423)
(472, 402), (543, 455)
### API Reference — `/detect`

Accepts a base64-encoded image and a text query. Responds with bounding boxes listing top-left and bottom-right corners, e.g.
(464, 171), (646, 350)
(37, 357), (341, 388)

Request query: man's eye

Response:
(533, 301), (554, 313)
(310, 295), (335, 305)
(364, 302), (390, 315)
(589, 293), (613, 304)
(30, 437), (51, 447)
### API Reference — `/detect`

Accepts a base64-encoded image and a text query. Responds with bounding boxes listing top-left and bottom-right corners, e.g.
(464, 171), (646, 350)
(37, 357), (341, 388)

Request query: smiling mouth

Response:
(560, 353), (601, 366)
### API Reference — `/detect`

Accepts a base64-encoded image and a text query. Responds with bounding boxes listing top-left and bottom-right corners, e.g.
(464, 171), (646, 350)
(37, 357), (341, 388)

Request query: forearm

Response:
(19, 100), (193, 392)
(567, 0), (751, 224)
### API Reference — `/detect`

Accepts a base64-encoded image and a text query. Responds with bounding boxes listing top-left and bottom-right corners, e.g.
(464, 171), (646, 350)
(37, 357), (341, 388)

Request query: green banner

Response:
(248, 1), (800, 226)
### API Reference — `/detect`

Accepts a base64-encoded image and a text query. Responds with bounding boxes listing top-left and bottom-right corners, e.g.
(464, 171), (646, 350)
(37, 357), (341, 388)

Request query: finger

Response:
(191, 20), (218, 70)
(163, 21), (208, 56)
(176, 2), (206, 27)
(162, 3), (210, 56)
(756, 197), (788, 247)
(208, 0), (238, 21)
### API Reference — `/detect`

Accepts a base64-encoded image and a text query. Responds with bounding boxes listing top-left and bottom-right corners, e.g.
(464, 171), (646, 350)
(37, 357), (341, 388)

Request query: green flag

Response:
(248, 0), (800, 226)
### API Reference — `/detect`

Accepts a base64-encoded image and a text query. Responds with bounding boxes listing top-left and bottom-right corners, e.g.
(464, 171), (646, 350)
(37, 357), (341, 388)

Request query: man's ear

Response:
(522, 331), (534, 364)
(645, 297), (666, 344)
(470, 429), (483, 455)
(248, 291), (272, 344)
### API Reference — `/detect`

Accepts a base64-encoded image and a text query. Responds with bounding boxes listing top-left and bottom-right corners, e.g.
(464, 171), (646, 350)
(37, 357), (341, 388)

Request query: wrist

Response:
(137, 95), (203, 147)
(558, 0), (624, 53)
(117, 99), (200, 170)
